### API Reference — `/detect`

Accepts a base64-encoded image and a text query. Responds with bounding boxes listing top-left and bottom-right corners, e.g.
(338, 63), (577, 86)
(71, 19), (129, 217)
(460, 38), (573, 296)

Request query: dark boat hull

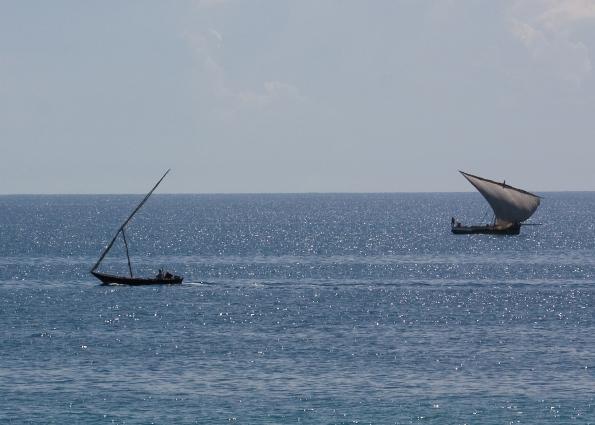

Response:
(451, 223), (521, 235)
(91, 271), (183, 285)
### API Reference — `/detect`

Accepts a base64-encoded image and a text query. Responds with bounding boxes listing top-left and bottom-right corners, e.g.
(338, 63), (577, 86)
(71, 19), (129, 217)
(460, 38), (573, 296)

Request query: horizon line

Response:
(0, 189), (591, 196)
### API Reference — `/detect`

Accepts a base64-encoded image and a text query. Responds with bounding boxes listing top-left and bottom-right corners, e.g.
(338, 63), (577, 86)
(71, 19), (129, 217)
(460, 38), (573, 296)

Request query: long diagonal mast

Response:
(91, 169), (171, 272)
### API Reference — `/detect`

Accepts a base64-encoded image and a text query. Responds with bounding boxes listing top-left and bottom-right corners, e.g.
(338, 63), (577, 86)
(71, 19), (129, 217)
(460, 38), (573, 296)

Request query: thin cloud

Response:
(208, 28), (223, 44)
(184, 25), (304, 117)
(509, 0), (595, 84)
(237, 80), (304, 109)
(535, 0), (595, 30)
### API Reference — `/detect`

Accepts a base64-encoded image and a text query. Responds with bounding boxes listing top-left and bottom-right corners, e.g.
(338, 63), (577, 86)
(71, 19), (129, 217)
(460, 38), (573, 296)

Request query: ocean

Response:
(0, 192), (593, 424)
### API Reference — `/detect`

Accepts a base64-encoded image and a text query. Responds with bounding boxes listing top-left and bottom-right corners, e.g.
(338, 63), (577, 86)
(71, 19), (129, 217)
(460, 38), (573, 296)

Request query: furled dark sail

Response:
(90, 169), (183, 286)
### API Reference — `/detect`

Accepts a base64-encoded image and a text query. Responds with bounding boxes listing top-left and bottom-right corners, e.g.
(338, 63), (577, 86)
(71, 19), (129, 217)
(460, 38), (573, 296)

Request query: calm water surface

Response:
(0, 193), (593, 424)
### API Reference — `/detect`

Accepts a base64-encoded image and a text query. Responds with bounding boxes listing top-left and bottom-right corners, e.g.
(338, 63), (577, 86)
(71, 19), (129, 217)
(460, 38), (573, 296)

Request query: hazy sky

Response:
(2, 0), (595, 194)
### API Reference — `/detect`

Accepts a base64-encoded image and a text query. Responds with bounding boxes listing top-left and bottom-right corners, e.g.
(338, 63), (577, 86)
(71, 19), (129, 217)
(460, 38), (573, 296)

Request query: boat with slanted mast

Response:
(451, 171), (541, 235)
(90, 169), (183, 285)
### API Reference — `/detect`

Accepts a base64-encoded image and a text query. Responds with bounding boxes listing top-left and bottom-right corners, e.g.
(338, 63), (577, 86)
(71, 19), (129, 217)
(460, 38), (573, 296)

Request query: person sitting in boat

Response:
(165, 271), (173, 279)
(157, 269), (163, 279)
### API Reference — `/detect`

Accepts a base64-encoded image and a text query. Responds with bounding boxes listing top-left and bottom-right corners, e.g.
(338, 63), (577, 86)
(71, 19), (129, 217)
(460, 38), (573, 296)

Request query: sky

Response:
(1, 0), (595, 194)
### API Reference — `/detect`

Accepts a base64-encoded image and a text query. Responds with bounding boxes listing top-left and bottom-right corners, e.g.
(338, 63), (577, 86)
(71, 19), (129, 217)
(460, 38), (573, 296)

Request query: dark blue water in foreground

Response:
(1, 193), (594, 424)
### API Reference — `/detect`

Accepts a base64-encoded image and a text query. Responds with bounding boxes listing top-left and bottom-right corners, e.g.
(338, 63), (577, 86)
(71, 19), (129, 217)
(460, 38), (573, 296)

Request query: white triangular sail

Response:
(460, 171), (540, 225)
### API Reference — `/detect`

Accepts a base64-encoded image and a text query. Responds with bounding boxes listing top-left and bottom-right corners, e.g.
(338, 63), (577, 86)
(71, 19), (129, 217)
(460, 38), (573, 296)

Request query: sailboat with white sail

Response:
(451, 171), (541, 235)
(90, 169), (183, 285)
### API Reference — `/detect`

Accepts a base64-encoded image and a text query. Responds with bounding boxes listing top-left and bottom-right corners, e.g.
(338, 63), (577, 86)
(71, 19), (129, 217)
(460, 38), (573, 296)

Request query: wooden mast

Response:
(91, 169), (170, 273)
(121, 228), (133, 278)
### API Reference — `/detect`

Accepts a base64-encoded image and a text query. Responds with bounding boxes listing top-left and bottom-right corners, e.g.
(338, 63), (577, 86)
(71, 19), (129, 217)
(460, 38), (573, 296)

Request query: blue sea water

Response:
(0, 192), (593, 424)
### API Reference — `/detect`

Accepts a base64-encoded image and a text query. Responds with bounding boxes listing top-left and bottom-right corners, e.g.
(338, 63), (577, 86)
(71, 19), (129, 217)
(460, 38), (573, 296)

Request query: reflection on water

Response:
(0, 193), (593, 423)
